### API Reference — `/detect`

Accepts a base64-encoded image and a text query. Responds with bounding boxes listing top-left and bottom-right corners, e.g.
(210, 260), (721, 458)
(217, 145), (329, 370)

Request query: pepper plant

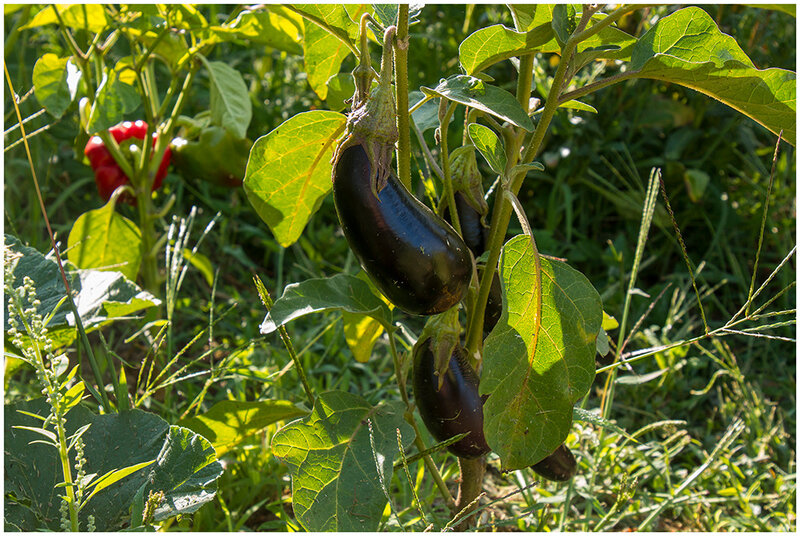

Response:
(23, 4), (254, 294)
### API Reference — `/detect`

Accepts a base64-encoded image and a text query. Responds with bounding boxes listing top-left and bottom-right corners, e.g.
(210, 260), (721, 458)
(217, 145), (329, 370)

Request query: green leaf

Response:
(11, 425), (57, 443)
(459, 11), (636, 75)
(145, 426), (223, 522)
(745, 4), (795, 17)
(182, 249), (214, 287)
(552, 3), (577, 46)
(559, 99), (598, 113)
(630, 6), (796, 146)
(203, 60), (252, 139)
(272, 391), (414, 531)
(303, 20), (352, 100)
(506, 4), (540, 31)
(409, 91), (443, 132)
(4, 234), (160, 347)
(602, 311), (619, 331)
(4, 400), (217, 531)
(289, 4), (359, 48)
(341, 273), (393, 363)
(83, 460), (155, 505)
(425, 75), (535, 132)
(62, 381), (85, 412)
(208, 7), (303, 53)
(325, 73), (356, 112)
(243, 110), (346, 247)
(481, 235), (602, 470)
(23, 4), (108, 33)
(178, 400), (307, 457)
(86, 70), (140, 135)
(260, 273), (393, 334)
(459, 24), (554, 76)
(468, 123), (507, 175)
(67, 200), (143, 281)
(32, 54), (80, 118)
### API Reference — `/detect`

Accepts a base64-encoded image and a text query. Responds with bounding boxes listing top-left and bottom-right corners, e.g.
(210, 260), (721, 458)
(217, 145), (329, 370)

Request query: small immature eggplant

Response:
(530, 443), (577, 482)
(442, 190), (502, 337)
(483, 273), (503, 336)
(443, 191), (490, 258)
(333, 145), (472, 315)
(412, 336), (490, 458)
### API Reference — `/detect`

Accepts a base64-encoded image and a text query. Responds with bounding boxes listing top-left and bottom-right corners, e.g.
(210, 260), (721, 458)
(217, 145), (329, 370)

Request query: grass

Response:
(4, 3), (795, 532)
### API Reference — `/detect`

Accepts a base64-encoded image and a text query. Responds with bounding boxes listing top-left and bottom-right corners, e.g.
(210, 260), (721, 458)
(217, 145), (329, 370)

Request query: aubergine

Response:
(442, 192), (502, 336)
(333, 145), (472, 315)
(412, 336), (490, 458)
(530, 443), (577, 482)
(442, 191), (490, 258)
(483, 273), (502, 336)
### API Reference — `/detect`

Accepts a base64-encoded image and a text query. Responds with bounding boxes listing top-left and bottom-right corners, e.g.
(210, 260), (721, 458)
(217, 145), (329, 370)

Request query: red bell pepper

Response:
(84, 120), (171, 202)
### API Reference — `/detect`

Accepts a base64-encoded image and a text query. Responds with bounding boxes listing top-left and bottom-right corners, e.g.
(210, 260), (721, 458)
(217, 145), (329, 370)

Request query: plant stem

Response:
(454, 456), (486, 529)
(253, 276), (315, 407)
(558, 70), (638, 105)
(4, 62), (111, 413)
(438, 101), (462, 235)
(395, 5), (411, 190)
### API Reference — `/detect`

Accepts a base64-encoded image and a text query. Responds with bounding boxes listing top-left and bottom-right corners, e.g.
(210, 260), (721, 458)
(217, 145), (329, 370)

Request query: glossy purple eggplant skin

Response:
(333, 145), (472, 315)
(531, 443), (577, 482)
(412, 337), (491, 458)
(442, 192), (502, 336)
(443, 191), (489, 258)
(484, 273), (502, 336)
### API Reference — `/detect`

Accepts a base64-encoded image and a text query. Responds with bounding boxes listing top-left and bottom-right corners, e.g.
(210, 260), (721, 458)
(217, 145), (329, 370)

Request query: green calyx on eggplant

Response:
(333, 145), (472, 315)
(331, 25), (398, 198)
(412, 335), (490, 458)
(530, 443), (577, 482)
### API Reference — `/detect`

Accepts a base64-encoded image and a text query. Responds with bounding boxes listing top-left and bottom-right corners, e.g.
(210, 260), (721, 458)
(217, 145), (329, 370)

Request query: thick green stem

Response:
(395, 5), (411, 190)
(454, 456), (486, 529)
(464, 52), (534, 357)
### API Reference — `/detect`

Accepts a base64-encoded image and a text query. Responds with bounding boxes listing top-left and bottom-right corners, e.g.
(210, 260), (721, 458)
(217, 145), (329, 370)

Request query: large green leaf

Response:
(272, 391), (414, 531)
(4, 400), (222, 531)
(459, 24), (554, 76)
(459, 11), (635, 75)
(203, 60), (252, 139)
(243, 111), (345, 247)
(629, 6), (795, 145)
(425, 75), (535, 132)
(480, 235), (602, 471)
(178, 400), (308, 457)
(144, 426), (223, 523)
(303, 20), (352, 100)
(32, 54), (80, 119)
(260, 273), (393, 334)
(4, 234), (159, 348)
(67, 200), (142, 281)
